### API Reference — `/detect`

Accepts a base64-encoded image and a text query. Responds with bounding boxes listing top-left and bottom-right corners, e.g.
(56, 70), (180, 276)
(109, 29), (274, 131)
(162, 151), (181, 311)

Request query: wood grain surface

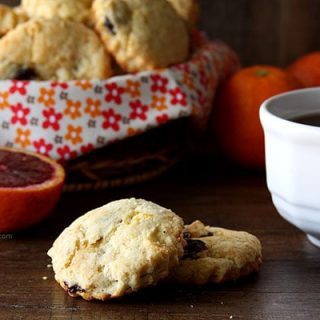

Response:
(1, 155), (320, 319)
(2, 0), (320, 66)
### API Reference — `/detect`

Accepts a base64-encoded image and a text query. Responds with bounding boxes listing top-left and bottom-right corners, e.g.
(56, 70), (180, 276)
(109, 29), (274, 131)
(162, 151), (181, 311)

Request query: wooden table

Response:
(0, 154), (319, 319)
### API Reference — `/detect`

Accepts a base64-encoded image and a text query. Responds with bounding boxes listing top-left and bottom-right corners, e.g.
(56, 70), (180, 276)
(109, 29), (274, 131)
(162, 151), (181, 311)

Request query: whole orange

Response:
(288, 51), (320, 87)
(212, 65), (302, 169)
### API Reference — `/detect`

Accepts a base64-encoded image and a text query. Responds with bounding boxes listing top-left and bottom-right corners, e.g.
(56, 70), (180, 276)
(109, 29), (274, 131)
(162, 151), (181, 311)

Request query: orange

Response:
(0, 147), (65, 232)
(288, 51), (320, 87)
(212, 65), (302, 169)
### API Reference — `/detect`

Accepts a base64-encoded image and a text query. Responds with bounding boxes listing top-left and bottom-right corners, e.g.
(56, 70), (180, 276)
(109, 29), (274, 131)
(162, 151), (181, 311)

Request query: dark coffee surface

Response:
(291, 114), (320, 127)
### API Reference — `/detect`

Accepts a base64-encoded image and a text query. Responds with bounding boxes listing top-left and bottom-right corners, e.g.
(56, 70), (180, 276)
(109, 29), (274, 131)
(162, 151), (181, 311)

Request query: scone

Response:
(169, 220), (262, 285)
(166, 0), (200, 29)
(0, 17), (112, 80)
(0, 5), (28, 37)
(48, 198), (185, 301)
(21, 0), (93, 23)
(92, 0), (189, 73)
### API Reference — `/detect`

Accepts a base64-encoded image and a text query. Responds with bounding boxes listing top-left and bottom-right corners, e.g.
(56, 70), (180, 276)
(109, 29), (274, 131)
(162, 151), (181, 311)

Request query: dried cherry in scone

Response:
(64, 282), (85, 294)
(183, 231), (192, 239)
(182, 239), (208, 260)
(13, 67), (37, 80)
(104, 17), (116, 35)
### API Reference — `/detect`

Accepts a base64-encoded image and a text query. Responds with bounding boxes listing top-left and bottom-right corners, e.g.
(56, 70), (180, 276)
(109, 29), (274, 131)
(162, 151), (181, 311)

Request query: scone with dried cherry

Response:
(92, 0), (189, 73)
(48, 199), (185, 301)
(170, 220), (262, 285)
(0, 17), (112, 80)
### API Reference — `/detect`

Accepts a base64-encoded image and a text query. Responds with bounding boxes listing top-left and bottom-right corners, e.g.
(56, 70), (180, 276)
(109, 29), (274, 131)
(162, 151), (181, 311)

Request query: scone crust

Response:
(21, 0), (93, 22)
(170, 220), (262, 285)
(48, 198), (185, 301)
(92, 0), (189, 72)
(166, 0), (200, 28)
(0, 5), (28, 36)
(0, 17), (112, 80)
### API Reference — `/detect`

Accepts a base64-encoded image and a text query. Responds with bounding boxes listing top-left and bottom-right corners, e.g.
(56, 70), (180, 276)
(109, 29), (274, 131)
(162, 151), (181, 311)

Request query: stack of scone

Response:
(0, 0), (200, 81)
(48, 198), (262, 301)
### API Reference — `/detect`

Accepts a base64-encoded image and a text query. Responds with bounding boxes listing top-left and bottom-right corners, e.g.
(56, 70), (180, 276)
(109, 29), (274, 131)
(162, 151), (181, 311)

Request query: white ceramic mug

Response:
(260, 88), (320, 247)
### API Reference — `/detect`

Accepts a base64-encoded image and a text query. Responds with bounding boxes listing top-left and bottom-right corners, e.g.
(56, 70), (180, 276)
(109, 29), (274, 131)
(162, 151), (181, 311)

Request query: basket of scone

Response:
(0, 0), (239, 189)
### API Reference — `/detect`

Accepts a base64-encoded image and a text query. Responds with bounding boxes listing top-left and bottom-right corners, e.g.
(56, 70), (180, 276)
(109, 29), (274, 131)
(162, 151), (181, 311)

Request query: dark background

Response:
(3, 0), (320, 67)
(199, 0), (320, 67)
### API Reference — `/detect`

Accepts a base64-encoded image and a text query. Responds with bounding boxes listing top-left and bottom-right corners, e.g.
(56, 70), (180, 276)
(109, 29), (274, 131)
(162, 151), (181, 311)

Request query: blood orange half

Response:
(0, 147), (65, 232)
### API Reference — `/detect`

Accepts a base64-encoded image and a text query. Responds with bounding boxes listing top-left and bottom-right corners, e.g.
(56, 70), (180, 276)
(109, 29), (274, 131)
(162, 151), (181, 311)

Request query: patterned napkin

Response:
(0, 32), (239, 161)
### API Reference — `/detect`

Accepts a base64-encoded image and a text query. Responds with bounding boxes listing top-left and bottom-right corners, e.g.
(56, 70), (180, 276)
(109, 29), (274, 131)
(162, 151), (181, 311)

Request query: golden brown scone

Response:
(0, 17), (112, 80)
(21, 0), (93, 23)
(0, 5), (28, 37)
(166, 0), (200, 29)
(92, 0), (189, 73)
(169, 220), (262, 285)
(48, 199), (185, 301)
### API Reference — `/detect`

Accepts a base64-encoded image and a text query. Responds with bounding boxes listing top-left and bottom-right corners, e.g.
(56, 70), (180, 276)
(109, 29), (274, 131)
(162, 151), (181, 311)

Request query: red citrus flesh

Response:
(0, 147), (65, 232)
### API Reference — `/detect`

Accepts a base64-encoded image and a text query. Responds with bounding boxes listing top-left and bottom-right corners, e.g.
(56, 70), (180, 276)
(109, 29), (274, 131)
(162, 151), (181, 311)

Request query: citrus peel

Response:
(0, 147), (65, 232)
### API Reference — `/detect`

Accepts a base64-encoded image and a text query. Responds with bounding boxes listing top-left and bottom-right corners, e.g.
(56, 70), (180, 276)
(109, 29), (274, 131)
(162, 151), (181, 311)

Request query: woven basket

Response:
(64, 118), (192, 191)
